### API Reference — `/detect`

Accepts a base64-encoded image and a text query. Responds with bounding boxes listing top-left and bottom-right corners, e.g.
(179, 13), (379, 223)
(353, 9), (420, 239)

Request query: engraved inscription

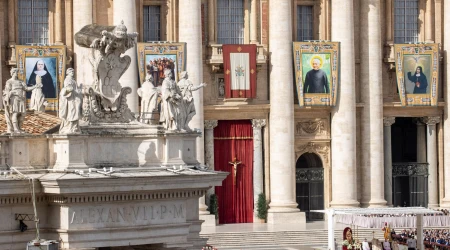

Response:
(70, 202), (185, 226)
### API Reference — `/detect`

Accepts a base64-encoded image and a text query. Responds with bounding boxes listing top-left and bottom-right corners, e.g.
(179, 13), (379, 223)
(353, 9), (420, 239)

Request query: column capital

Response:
(421, 116), (441, 126)
(204, 120), (218, 129)
(413, 117), (426, 126)
(383, 117), (396, 127)
(252, 119), (266, 129)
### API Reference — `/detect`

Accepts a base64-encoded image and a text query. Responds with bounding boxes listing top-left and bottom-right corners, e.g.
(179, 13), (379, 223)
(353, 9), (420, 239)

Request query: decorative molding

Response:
(295, 119), (326, 136)
(413, 118), (426, 126)
(296, 168), (324, 182)
(204, 120), (218, 129)
(0, 190), (208, 205)
(392, 163), (429, 177)
(296, 142), (329, 163)
(251, 119), (266, 129)
(47, 190), (208, 204)
(421, 116), (441, 126)
(383, 117), (396, 127)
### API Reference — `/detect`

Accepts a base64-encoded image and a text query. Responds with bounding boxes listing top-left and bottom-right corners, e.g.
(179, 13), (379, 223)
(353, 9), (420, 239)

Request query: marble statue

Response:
(137, 74), (160, 124)
(2, 68), (37, 133)
(74, 21), (137, 123)
(177, 71), (206, 131)
(29, 74), (46, 112)
(59, 68), (83, 134)
(160, 69), (181, 131)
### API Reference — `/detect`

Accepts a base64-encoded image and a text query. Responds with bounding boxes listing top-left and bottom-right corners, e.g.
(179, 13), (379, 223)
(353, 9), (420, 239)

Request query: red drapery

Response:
(214, 120), (254, 224)
(222, 44), (257, 98)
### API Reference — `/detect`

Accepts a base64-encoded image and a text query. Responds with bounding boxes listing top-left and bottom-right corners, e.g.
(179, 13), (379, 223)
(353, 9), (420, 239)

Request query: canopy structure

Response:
(312, 207), (444, 250)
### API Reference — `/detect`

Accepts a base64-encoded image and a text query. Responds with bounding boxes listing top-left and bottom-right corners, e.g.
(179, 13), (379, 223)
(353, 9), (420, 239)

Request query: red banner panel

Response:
(222, 44), (257, 98)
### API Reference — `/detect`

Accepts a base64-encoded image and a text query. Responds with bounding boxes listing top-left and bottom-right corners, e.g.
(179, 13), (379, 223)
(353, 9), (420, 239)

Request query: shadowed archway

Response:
(296, 152), (324, 221)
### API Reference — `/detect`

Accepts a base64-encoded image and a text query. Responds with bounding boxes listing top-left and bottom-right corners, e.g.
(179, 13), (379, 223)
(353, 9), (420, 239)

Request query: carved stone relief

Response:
(295, 142), (330, 164)
(295, 118), (328, 137)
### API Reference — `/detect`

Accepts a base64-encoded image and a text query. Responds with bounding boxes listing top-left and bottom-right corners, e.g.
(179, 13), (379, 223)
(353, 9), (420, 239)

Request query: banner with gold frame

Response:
(136, 43), (186, 86)
(293, 42), (340, 107)
(15, 45), (66, 111)
(394, 43), (439, 106)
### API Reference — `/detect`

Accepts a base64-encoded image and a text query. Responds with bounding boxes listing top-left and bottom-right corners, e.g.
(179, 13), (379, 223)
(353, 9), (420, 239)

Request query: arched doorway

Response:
(296, 153), (324, 221)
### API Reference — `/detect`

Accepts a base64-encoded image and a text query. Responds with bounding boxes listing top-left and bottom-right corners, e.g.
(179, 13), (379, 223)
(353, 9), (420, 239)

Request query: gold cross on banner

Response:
(228, 157), (242, 186)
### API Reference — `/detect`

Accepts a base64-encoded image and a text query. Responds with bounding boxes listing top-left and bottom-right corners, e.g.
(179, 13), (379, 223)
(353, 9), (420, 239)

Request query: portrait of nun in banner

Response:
(26, 58), (57, 99)
(403, 55), (431, 94)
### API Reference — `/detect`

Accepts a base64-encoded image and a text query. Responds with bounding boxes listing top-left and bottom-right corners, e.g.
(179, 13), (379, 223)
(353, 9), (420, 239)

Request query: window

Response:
(143, 5), (161, 42)
(394, 0), (419, 43)
(297, 5), (314, 41)
(217, 0), (244, 44)
(18, 0), (49, 45)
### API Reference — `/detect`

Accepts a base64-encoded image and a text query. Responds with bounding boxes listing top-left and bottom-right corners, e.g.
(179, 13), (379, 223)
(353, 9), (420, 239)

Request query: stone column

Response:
(73, 0), (93, 91)
(179, 0), (205, 164)
(113, 0), (139, 113)
(250, 0), (258, 44)
(208, 0), (216, 44)
(415, 119), (427, 163)
(204, 120), (218, 207)
(252, 119), (266, 221)
(268, 0), (304, 224)
(425, 0), (434, 43)
(383, 117), (395, 207)
(360, 0), (387, 208)
(421, 116), (440, 207)
(55, 0), (63, 44)
(443, 0), (450, 208)
(330, 0), (359, 208)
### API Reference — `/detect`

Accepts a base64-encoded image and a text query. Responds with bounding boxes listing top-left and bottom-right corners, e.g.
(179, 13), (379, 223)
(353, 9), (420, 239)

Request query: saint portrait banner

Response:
(15, 45), (67, 111)
(293, 42), (340, 107)
(222, 44), (257, 98)
(136, 43), (187, 87)
(394, 44), (439, 106)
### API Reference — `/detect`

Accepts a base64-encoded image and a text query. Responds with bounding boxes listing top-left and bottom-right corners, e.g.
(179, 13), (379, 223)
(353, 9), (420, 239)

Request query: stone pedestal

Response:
(51, 124), (200, 170)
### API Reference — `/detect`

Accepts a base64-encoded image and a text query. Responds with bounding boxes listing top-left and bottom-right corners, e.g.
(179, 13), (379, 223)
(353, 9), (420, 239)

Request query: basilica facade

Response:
(0, 0), (449, 227)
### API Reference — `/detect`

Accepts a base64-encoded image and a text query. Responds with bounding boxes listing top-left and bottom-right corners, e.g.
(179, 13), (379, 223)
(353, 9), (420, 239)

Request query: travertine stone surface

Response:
(330, 0), (359, 208)
(442, 1), (450, 208)
(422, 116), (441, 208)
(179, 0), (205, 164)
(267, 0), (304, 224)
(360, 0), (387, 208)
(113, 0), (139, 113)
(383, 117), (395, 207)
(252, 119), (265, 220)
(73, 0), (93, 90)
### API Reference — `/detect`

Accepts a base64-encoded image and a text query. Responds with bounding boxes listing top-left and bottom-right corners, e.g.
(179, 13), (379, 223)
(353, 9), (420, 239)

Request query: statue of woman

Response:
(29, 73), (46, 112)
(177, 71), (206, 131)
(137, 74), (160, 124)
(59, 68), (83, 134)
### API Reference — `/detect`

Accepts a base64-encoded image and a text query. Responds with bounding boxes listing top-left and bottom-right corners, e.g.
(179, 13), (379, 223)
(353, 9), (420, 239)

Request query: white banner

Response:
(230, 53), (250, 90)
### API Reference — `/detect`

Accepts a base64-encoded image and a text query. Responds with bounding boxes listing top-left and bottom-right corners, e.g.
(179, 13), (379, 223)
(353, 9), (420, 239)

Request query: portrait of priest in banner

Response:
(303, 55), (330, 94)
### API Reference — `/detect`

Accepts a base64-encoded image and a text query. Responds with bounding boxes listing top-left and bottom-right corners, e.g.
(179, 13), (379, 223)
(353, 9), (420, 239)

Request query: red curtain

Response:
(214, 120), (254, 224)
